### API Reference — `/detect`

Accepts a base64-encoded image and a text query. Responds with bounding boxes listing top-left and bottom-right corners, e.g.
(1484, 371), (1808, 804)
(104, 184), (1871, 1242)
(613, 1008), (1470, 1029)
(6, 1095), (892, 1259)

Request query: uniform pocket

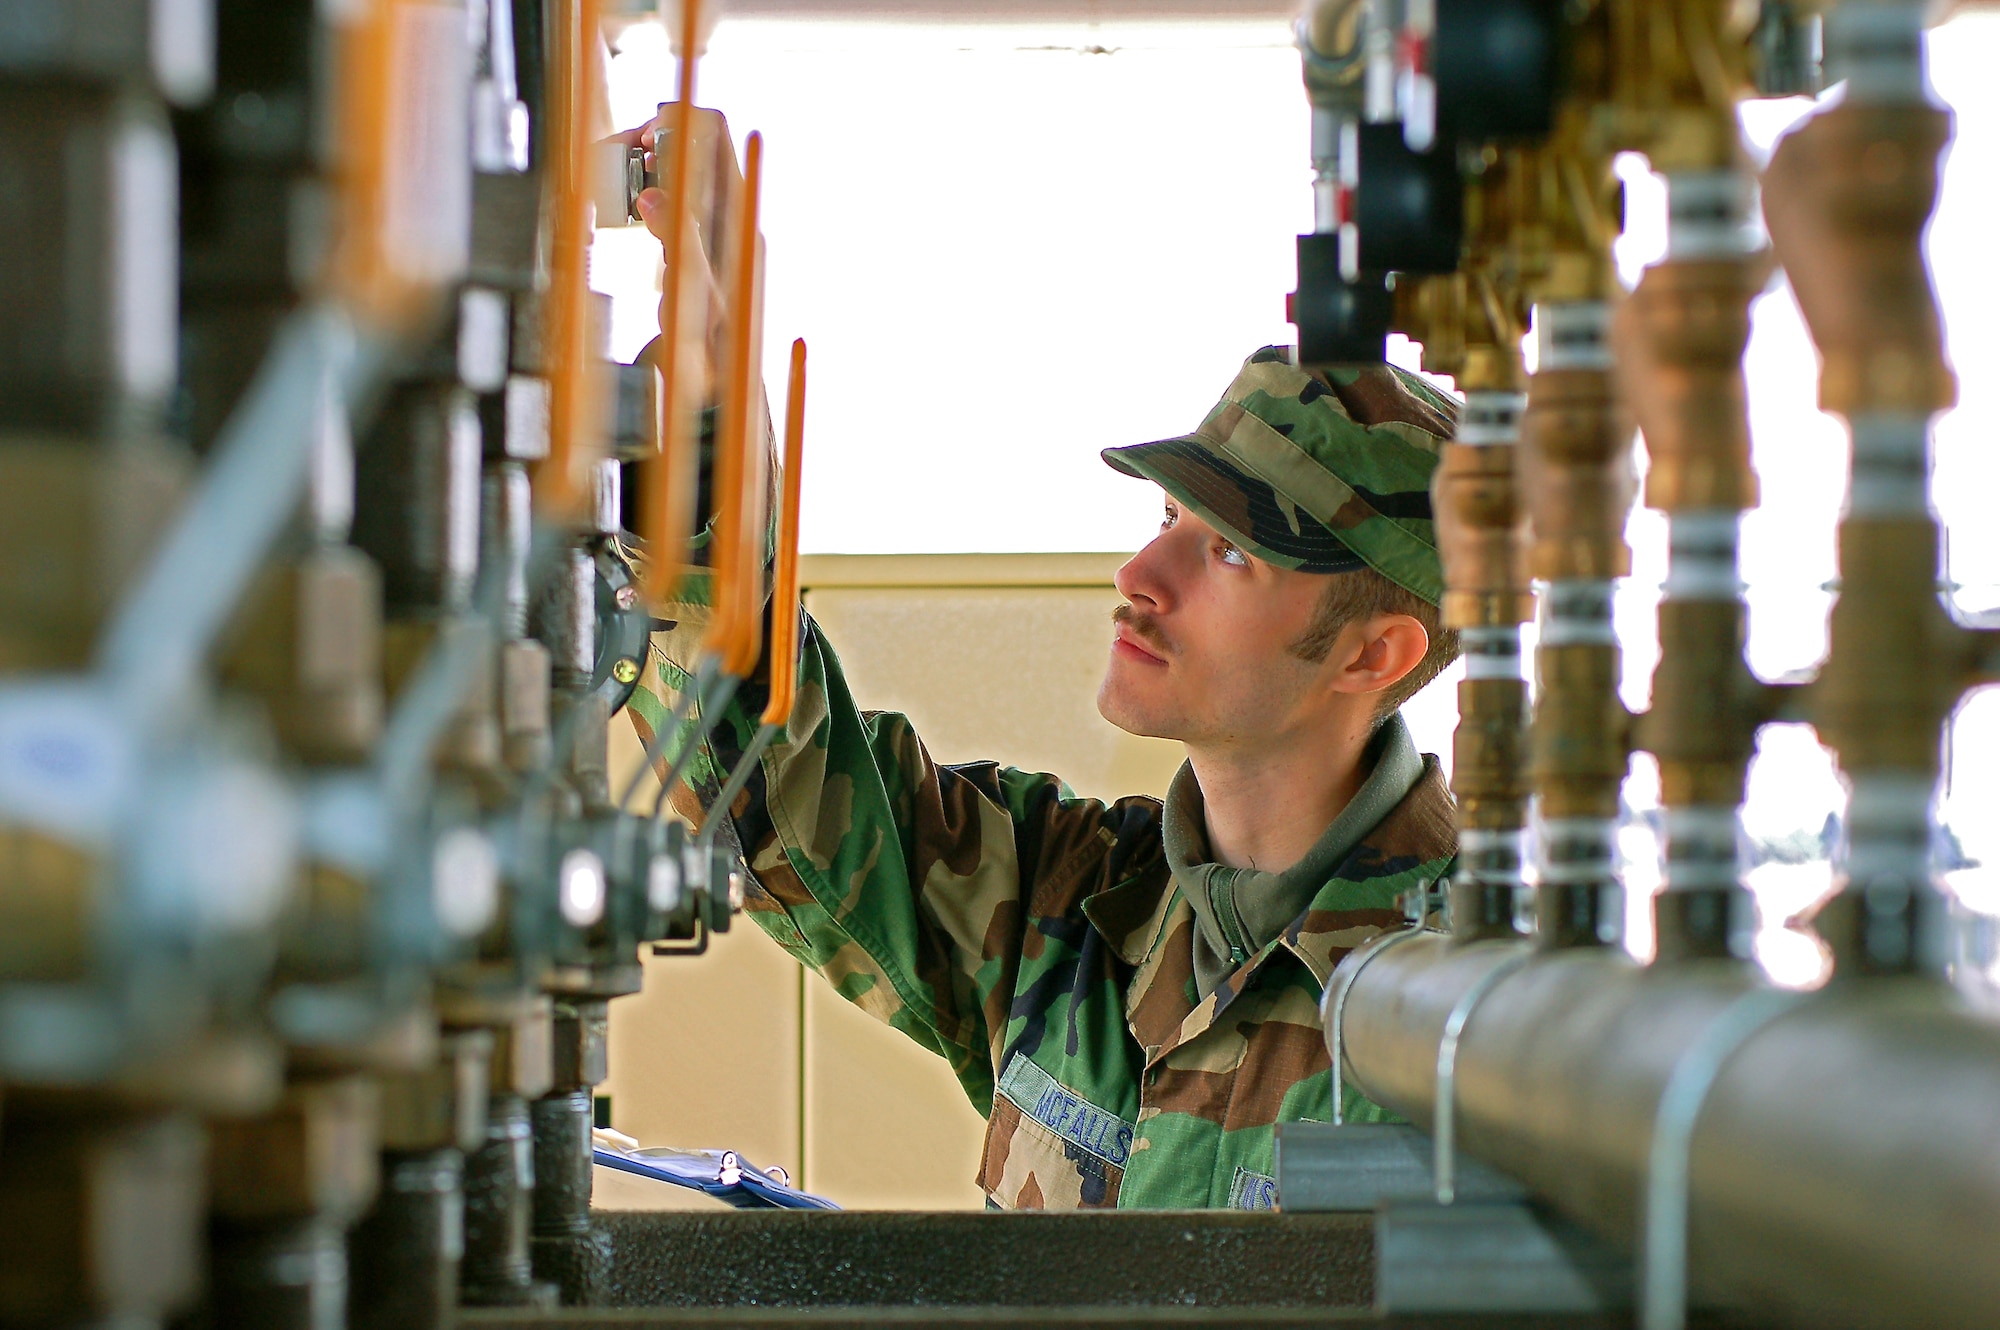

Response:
(980, 1054), (1134, 1210)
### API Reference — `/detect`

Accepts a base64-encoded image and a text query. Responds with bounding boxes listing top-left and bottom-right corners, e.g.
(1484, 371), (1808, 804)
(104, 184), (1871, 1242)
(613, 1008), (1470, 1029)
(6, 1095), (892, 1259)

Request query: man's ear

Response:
(1324, 613), (1430, 697)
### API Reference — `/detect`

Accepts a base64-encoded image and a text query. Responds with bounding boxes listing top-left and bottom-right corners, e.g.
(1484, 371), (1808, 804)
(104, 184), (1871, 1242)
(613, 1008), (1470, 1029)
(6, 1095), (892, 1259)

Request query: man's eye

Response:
(1218, 542), (1248, 567)
(1161, 506), (1178, 529)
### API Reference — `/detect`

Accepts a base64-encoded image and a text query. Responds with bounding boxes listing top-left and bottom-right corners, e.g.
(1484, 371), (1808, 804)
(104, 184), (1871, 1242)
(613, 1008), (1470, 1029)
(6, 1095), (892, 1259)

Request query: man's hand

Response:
(603, 109), (729, 410)
(604, 120), (674, 245)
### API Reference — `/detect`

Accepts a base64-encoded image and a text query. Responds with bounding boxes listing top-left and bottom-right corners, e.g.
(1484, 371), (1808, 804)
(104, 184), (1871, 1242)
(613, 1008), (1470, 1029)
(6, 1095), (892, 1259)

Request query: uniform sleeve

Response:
(627, 604), (1124, 1114)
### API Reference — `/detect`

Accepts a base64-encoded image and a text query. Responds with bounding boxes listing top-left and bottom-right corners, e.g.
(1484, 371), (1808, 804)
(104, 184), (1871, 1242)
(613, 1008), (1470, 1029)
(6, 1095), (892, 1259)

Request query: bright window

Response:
(597, 14), (2000, 989)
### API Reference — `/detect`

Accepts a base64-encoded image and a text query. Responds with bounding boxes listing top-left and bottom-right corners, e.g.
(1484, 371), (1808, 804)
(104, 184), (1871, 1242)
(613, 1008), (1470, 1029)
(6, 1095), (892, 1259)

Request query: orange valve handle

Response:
(641, 0), (705, 606)
(762, 340), (807, 728)
(330, 0), (457, 327)
(701, 130), (768, 678)
(328, 0), (392, 318)
(539, 0), (605, 520)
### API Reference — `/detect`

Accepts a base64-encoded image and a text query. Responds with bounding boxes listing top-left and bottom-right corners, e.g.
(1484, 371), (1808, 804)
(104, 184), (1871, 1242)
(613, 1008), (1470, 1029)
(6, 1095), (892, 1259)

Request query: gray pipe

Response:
(1325, 931), (2000, 1329)
(98, 307), (385, 723)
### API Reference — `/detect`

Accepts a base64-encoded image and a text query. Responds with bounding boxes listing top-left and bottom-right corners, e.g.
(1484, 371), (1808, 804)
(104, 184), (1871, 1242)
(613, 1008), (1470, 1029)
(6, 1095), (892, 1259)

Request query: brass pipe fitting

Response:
(1435, 443), (1531, 632)
(1521, 363), (1634, 586)
(1618, 260), (1765, 514)
(1528, 624), (1628, 825)
(1521, 306), (1634, 949)
(1762, 103), (1956, 421)
(1433, 344), (1535, 940)
(1761, 14), (1961, 976)
(1301, 0), (1366, 63)
(220, 548), (386, 763)
(1616, 218), (1767, 960)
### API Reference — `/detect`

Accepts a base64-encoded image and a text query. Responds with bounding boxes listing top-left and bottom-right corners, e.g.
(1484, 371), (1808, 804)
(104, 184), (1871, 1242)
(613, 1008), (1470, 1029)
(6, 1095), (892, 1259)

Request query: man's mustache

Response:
(1112, 604), (1174, 657)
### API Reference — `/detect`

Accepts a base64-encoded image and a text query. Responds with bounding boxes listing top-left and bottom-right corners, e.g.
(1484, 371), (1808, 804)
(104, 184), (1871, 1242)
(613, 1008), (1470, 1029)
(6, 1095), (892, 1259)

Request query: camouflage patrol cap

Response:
(1102, 346), (1457, 605)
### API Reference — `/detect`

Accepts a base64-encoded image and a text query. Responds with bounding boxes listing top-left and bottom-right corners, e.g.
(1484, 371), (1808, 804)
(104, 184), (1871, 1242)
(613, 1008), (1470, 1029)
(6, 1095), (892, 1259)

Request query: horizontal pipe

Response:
(1326, 932), (2000, 1329)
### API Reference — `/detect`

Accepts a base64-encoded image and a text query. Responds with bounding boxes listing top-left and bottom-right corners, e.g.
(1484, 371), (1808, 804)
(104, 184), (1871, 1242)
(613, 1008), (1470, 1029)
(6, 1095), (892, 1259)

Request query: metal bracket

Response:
(1641, 985), (1808, 1330)
(1434, 949), (1532, 1203)
(1376, 1198), (1632, 1315)
(1324, 926), (1433, 1125)
(1275, 1122), (1523, 1212)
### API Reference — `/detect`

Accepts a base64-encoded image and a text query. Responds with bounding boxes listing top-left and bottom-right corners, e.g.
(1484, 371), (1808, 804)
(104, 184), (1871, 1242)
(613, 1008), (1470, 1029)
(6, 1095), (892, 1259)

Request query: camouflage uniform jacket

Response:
(630, 614), (1459, 1211)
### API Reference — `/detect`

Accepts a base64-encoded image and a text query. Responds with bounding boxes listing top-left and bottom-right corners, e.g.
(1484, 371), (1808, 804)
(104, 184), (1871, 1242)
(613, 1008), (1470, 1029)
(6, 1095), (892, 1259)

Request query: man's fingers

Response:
(605, 124), (649, 149)
(635, 186), (671, 243)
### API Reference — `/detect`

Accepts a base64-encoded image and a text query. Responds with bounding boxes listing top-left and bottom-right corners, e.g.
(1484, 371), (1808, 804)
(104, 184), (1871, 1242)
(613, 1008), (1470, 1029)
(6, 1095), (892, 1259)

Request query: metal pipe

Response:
(1325, 930), (2000, 1328)
(1429, 312), (1533, 940)
(1522, 299), (1633, 947)
(1762, 0), (1962, 976)
(1618, 163), (1767, 960)
(98, 308), (384, 724)
(461, 1091), (550, 1308)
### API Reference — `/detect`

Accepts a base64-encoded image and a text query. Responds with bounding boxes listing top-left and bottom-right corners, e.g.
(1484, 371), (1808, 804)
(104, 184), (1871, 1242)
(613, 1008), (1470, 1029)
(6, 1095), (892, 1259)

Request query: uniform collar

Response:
(1087, 754), (1458, 1067)
(1166, 716), (1426, 998)
(1277, 751), (1456, 985)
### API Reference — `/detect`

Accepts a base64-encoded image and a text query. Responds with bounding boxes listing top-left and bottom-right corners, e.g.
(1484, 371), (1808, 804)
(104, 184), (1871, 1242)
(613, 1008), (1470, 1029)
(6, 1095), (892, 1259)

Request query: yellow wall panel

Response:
(602, 554), (1180, 1209)
(801, 579), (1183, 805)
(800, 973), (989, 1209)
(600, 719), (805, 1206)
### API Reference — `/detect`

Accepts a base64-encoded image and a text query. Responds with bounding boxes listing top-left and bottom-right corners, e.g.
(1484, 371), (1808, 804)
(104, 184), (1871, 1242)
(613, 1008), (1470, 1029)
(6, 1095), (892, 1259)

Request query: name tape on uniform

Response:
(998, 1054), (1136, 1169)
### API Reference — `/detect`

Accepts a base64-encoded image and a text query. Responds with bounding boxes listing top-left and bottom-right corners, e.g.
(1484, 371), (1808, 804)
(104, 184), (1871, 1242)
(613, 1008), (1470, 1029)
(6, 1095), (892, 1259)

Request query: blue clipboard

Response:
(593, 1145), (840, 1210)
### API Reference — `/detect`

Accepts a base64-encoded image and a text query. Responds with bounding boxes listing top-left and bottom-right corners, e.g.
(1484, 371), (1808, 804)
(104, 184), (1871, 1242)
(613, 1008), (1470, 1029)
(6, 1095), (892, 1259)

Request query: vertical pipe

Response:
(349, 1149), (463, 1330)
(1523, 298), (1633, 948)
(462, 1092), (549, 1307)
(1432, 334), (1533, 940)
(1619, 155), (1766, 962)
(1762, 0), (1959, 977)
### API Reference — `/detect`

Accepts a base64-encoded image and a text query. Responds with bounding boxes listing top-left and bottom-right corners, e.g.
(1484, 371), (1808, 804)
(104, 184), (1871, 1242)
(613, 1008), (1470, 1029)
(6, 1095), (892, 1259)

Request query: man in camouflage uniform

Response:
(630, 347), (1462, 1210)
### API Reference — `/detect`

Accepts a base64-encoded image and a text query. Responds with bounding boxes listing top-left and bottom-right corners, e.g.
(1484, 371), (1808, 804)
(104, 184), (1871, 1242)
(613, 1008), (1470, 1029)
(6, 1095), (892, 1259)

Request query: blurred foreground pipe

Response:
(1301, 0), (1366, 61)
(1327, 931), (2000, 1329)
(1618, 159), (1769, 961)
(1764, 2), (1960, 975)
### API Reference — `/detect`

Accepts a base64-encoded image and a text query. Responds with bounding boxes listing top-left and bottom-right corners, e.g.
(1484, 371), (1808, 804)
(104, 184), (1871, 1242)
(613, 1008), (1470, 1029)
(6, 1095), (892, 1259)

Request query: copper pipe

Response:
(1762, 6), (1960, 976)
(1617, 190), (1768, 960)
(1426, 278), (1534, 940)
(1521, 299), (1634, 949)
